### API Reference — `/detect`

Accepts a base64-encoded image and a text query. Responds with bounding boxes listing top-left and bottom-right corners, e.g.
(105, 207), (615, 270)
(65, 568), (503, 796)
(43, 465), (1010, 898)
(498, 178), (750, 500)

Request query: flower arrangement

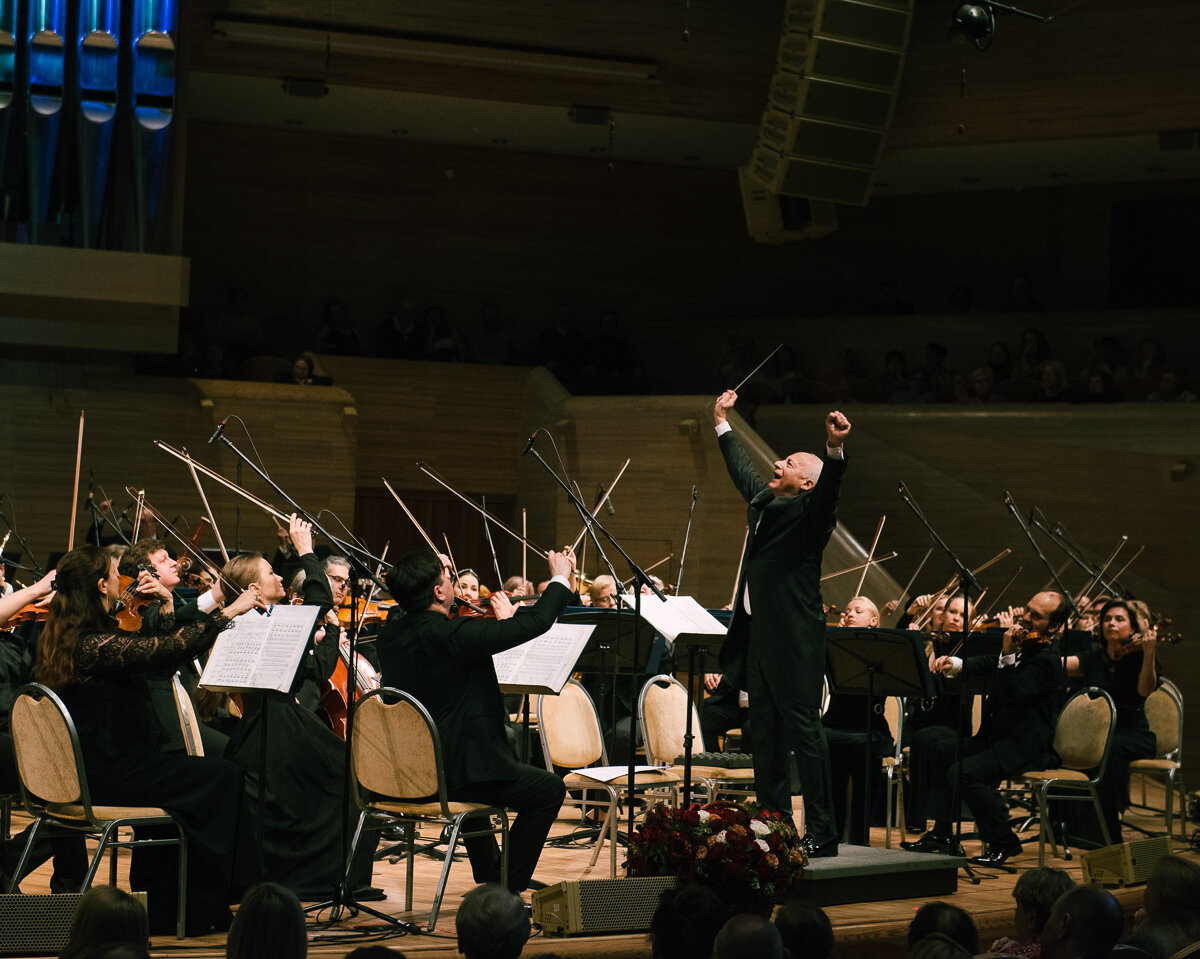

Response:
(626, 800), (807, 910)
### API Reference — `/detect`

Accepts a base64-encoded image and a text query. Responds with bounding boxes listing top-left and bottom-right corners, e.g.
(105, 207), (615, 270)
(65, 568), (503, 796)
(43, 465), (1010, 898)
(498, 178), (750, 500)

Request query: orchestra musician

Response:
(219, 515), (378, 899)
(823, 596), (894, 846)
(588, 574), (618, 609)
(1061, 598), (1160, 846)
(713, 391), (850, 859)
(455, 568), (482, 606)
(377, 547), (577, 893)
(32, 545), (265, 935)
(903, 591), (1067, 866)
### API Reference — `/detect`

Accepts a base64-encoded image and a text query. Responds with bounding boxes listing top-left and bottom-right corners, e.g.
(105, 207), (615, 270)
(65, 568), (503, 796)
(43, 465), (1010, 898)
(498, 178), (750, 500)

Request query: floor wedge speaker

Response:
(532, 876), (679, 937)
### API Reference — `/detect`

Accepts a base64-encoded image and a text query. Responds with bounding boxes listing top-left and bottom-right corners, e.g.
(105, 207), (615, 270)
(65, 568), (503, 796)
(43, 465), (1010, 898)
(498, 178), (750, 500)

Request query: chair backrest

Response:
(10, 684), (87, 807)
(536, 678), (606, 770)
(820, 675), (830, 716)
(171, 673), (204, 758)
(971, 693), (983, 736)
(350, 688), (445, 805)
(1052, 687), (1117, 772)
(1144, 678), (1183, 760)
(638, 674), (704, 765)
(884, 696), (903, 755)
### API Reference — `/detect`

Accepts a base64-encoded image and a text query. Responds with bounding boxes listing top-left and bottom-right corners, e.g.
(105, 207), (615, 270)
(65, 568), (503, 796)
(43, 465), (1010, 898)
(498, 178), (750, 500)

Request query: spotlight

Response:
(950, 3), (996, 49)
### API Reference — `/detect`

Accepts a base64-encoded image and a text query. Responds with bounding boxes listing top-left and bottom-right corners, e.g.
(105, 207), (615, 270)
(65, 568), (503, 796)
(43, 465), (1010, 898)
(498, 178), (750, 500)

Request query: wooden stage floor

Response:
(6, 783), (1196, 959)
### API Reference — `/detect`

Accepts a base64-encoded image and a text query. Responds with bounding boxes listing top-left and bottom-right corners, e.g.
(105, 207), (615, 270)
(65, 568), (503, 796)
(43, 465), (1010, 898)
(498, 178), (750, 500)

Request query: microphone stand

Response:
(897, 481), (981, 884)
(526, 443), (666, 847)
(0, 513), (45, 577)
(210, 430), (407, 929)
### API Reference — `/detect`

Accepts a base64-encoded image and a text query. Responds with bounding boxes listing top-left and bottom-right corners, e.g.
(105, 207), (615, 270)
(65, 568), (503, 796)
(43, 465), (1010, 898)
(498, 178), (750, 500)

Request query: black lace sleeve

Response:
(73, 612), (230, 679)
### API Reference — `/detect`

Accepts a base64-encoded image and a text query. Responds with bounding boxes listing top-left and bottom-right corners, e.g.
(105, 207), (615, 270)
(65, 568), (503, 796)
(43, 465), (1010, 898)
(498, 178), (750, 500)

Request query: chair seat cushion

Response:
(690, 766), (755, 781)
(369, 799), (493, 817)
(1021, 769), (1090, 783)
(47, 803), (171, 821)
(1128, 759), (1180, 772)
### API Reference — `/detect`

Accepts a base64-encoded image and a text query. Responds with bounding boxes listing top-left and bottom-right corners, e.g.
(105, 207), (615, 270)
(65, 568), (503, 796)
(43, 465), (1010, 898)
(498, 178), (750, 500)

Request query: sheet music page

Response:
(618, 594), (727, 643)
(570, 764), (672, 783)
(495, 623), (594, 695)
(199, 605), (319, 694)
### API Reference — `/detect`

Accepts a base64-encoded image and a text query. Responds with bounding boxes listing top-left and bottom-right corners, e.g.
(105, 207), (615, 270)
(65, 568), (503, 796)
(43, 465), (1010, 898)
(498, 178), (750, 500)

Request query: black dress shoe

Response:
(900, 831), (956, 854)
(968, 838), (1022, 867)
(800, 834), (839, 858)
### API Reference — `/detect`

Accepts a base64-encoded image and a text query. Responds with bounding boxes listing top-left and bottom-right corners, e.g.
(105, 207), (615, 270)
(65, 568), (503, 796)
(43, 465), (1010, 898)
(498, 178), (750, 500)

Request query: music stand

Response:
(824, 628), (935, 847)
(673, 631), (727, 807)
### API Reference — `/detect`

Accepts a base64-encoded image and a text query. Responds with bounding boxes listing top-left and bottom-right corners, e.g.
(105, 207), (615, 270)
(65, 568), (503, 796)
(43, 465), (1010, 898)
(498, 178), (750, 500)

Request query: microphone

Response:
(596, 484), (615, 516)
(87, 470), (94, 503)
(208, 417), (229, 445)
(521, 429), (541, 457)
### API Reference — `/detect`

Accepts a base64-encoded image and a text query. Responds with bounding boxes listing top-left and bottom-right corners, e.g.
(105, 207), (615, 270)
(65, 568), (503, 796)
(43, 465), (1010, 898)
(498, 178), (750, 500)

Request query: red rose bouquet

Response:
(626, 800), (807, 909)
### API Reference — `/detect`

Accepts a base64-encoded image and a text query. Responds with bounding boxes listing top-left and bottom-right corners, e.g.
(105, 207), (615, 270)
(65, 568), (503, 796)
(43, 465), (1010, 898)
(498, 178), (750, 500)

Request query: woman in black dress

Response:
(220, 514), (376, 899)
(33, 545), (264, 935)
(1064, 598), (1160, 845)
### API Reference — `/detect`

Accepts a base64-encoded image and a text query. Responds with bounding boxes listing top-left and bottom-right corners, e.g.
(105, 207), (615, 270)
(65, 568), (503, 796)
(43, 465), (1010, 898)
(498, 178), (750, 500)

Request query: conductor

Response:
(714, 391), (850, 858)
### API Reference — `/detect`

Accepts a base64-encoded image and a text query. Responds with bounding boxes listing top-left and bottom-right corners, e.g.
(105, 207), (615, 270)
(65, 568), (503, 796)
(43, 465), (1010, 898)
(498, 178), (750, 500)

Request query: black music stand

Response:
(673, 630), (727, 807)
(824, 628), (936, 847)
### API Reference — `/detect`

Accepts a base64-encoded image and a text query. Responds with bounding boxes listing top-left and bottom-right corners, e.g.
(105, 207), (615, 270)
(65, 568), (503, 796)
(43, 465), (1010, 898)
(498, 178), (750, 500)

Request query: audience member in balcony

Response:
(425, 306), (466, 362)
(1135, 337), (1168, 385)
(277, 353), (332, 386)
(987, 340), (1014, 389)
(1015, 327), (1053, 396)
(473, 301), (518, 366)
(1145, 366), (1197, 402)
(922, 342), (955, 403)
(956, 366), (1007, 404)
(1029, 360), (1072, 402)
(372, 299), (428, 360)
(1079, 335), (1130, 389)
(313, 300), (366, 356)
(1075, 370), (1119, 403)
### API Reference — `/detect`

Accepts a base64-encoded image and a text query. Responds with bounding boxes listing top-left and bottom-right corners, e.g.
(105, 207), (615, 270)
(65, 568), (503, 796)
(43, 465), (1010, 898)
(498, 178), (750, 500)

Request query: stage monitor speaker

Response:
(0, 892), (150, 956)
(1080, 836), (1170, 887)
(738, 166), (837, 244)
(531, 876), (679, 937)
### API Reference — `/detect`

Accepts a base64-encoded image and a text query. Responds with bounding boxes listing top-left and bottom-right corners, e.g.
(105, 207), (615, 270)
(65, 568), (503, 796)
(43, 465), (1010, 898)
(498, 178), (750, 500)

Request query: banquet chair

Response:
(9, 684), (189, 938)
(1009, 686), (1117, 865)
(537, 677), (679, 878)
(345, 687), (508, 930)
(1127, 677), (1186, 838)
(638, 673), (755, 804)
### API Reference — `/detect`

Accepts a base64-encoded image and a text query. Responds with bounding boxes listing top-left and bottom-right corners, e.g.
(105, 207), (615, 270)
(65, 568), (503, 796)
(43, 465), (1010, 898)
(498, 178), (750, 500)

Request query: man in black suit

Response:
(903, 590), (1067, 865)
(378, 547), (576, 893)
(714, 390), (850, 857)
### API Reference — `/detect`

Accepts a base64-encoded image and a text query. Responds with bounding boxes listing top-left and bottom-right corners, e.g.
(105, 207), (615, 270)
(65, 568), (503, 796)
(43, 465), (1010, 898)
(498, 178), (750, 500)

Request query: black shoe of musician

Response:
(968, 836), (1022, 867)
(800, 834), (839, 858)
(900, 831), (956, 855)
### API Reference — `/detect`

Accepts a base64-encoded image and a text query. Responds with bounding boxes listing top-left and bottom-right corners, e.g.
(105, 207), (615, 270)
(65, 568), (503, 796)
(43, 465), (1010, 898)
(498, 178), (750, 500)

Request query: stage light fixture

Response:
(950, 4), (996, 50)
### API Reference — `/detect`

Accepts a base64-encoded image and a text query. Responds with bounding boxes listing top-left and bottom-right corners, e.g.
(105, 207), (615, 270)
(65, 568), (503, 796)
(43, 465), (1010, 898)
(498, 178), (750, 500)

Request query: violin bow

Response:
(124, 489), (240, 597)
(182, 448), (230, 563)
(521, 508), (528, 588)
(853, 515), (886, 598)
(674, 485), (698, 595)
(131, 488), (146, 542)
(480, 495), (505, 590)
(415, 463), (552, 558)
(67, 410), (85, 551)
(820, 551), (897, 583)
(892, 547), (932, 614)
(381, 478), (441, 555)
(620, 553), (674, 592)
(353, 542), (389, 646)
(155, 441), (294, 525)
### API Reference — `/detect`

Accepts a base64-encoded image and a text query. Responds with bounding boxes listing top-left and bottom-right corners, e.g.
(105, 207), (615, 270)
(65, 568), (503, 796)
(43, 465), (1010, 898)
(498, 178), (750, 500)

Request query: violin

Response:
(337, 596), (397, 626)
(1109, 625), (1183, 660)
(114, 564), (158, 632)
(5, 601), (50, 625)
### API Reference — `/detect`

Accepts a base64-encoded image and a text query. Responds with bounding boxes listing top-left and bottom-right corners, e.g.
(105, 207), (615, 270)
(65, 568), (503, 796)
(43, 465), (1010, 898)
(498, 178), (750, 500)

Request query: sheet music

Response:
(495, 623), (594, 695)
(618, 593), (727, 643)
(571, 764), (671, 783)
(199, 604), (319, 694)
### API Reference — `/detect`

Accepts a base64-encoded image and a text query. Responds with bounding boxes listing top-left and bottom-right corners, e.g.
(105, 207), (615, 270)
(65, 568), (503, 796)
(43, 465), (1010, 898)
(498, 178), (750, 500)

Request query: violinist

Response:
(903, 590), (1067, 867)
(118, 539), (233, 757)
(32, 545), (266, 935)
(219, 515), (379, 900)
(455, 568), (482, 606)
(377, 547), (577, 893)
(1059, 598), (1160, 846)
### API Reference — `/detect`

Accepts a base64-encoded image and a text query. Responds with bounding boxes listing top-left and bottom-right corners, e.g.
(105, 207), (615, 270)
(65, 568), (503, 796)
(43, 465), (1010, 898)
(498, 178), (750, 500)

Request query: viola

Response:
(5, 601), (50, 625)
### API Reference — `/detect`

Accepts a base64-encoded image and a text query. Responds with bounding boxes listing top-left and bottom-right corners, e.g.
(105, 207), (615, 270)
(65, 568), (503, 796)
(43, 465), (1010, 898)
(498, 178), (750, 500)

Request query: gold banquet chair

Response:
(346, 687), (509, 931)
(536, 678), (679, 878)
(1009, 686), (1117, 866)
(638, 674), (755, 804)
(9, 684), (189, 938)
(882, 695), (905, 848)
(1127, 677), (1187, 839)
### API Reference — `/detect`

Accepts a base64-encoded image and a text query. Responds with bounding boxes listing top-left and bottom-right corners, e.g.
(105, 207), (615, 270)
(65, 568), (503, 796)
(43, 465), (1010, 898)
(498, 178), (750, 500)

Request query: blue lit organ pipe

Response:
(75, 0), (119, 248)
(129, 0), (173, 252)
(25, 0), (66, 244)
(0, 0), (14, 191)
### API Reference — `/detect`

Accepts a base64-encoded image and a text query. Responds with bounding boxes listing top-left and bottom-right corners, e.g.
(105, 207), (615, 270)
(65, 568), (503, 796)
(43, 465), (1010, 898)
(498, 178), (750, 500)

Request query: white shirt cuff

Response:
(826, 443), (844, 459)
(196, 589), (219, 613)
(715, 421), (733, 436)
(550, 575), (572, 590)
(944, 656), (964, 678)
(998, 652), (1018, 668)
